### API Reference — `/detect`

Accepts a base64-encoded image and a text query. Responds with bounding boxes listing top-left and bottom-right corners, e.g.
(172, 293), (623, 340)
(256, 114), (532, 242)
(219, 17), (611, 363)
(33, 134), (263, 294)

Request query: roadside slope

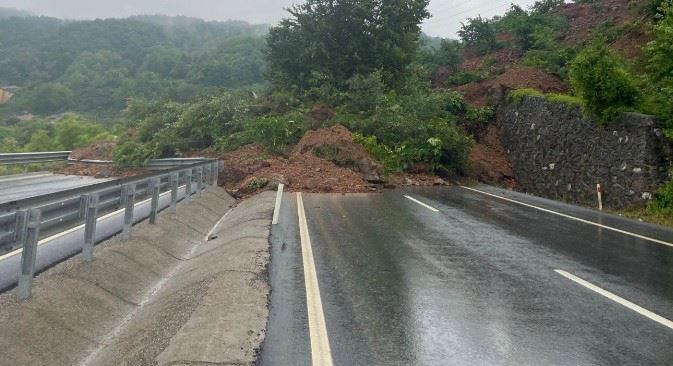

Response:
(0, 188), (276, 366)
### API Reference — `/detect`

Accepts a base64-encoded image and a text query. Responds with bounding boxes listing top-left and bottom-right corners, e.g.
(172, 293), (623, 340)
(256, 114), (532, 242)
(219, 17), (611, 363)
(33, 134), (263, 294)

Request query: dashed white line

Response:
(404, 195), (440, 212)
(555, 269), (673, 331)
(461, 186), (673, 248)
(297, 192), (334, 366)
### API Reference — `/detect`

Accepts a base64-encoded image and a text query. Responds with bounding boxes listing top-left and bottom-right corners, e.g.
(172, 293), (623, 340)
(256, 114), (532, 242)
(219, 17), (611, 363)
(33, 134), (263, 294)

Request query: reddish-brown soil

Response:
(455, 66), (568, 106)
(55, 163), (146, 179)
(307, 104), (336, 129)
(219, 125), (386, 197)
(459, 47), (523, 73)
(469, 124), (516, 189)
(611, 24), (652, 62)
(69, 140), (117, 161)
(556, 0), (639, 45)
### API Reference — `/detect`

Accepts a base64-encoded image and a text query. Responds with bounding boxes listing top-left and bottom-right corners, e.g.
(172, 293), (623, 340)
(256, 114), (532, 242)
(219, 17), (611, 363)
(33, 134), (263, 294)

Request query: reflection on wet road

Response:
(259, 186), (673, 366)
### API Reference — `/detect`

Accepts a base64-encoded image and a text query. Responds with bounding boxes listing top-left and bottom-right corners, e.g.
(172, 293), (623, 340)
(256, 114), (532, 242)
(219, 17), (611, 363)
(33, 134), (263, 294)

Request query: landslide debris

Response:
(57, 140), (146, 178)
(220, 125), (383, 197)
(68, 140), (117, 161)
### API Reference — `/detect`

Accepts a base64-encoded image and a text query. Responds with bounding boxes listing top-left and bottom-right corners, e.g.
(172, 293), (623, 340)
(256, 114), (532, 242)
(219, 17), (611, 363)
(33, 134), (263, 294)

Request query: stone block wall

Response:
(500, 96), (671, 209)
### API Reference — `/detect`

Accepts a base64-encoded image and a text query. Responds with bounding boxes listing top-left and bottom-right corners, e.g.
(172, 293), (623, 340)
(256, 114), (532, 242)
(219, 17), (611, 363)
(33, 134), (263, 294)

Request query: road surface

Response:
(259, 185), (673, 365)
(0, 172), (111, 204)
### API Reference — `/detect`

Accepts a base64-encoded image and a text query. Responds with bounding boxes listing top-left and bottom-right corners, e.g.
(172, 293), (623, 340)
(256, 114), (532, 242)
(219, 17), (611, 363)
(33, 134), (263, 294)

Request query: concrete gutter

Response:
(0, 188), (276, 366)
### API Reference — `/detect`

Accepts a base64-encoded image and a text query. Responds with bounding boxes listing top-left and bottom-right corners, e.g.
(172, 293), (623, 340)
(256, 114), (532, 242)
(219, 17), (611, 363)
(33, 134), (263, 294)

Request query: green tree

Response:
(458, 16), (497, 55)
(24, 129), (55, 151)
(266, 0), (430, 93)
(569, 40), (640, 123)
(54, 115), (110, 150)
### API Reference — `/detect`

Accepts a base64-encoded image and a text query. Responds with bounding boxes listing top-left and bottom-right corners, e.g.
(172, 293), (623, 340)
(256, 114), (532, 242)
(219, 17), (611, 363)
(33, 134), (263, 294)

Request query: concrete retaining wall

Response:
(501, 96), (671, 209)
(0, 188), (276, 366)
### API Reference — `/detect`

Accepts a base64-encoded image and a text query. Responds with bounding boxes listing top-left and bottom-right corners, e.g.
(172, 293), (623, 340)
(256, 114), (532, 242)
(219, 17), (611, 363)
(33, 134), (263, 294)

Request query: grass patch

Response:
(507, 88), (544, 104)
(545, 93), (583, 107)
(508, 88), (583, 108)
(611, 207), (673, 229)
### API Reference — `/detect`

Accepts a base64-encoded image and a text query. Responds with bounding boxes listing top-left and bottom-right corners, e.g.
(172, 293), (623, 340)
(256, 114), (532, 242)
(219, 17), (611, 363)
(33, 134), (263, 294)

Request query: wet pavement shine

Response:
(258, 186), (673, 366)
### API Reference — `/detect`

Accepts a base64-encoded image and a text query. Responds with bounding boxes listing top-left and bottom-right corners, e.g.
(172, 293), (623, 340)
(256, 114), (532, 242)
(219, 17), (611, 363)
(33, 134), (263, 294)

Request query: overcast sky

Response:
(0, 0), (540, 38)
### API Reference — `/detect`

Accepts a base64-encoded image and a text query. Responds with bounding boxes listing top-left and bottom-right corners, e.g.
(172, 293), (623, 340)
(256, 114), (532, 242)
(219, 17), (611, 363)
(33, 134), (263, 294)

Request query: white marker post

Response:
(597, 184), (603, 211)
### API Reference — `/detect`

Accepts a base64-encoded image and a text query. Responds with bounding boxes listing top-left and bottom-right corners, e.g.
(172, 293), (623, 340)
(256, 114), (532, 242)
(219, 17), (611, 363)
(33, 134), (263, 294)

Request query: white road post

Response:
(597, 184), (603, 211)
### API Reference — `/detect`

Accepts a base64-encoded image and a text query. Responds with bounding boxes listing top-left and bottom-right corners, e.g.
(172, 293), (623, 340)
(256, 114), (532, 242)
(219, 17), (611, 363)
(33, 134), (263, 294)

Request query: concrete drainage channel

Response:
(0, 188), (276, 365)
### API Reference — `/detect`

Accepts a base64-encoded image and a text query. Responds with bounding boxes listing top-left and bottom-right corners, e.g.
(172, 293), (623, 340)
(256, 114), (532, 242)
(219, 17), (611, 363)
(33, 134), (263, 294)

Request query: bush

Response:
(113, 140), (155, 167)
(648, 175), (673, 216)
(568, 40), (641, 123)
(353, 133), (399, 173)
(246, 114), (308, 154)
(341, 99), (473, 176)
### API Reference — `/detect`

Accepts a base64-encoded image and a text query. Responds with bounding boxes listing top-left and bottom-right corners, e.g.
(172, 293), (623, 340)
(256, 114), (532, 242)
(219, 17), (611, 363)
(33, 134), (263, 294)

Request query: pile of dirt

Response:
(556, 0), (637, 45)
(55, 163), (146, 179)
(469, 125), (516, 189)
(455, 66), (568, 106)
(220, 125), (386, 197)
(292, 125), (383, 182)
(307, 104), (335, 130)
(69, 140), (117, 161)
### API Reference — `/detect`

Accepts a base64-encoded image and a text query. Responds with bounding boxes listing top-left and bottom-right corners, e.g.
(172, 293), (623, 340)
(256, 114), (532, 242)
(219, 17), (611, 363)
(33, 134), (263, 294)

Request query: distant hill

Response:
(0, 7), (31, 19)
(0, 14), (269, 121)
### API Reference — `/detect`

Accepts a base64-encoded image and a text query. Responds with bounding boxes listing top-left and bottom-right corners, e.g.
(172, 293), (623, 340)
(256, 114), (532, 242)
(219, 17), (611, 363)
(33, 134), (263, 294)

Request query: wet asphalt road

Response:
(0, 172), (111, 204)
(258, 186), (673, 366)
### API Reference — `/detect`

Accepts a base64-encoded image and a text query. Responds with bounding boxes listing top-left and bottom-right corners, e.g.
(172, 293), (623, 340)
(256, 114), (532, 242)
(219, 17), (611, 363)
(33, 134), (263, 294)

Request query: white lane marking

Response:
(297, 192), (334, 366)
(404, 195), (440, 212)
(0, 188), (181, 262)
(272, 183), (285, 225)
(555, 269), (673, 330)
(461, 186), (673, 248)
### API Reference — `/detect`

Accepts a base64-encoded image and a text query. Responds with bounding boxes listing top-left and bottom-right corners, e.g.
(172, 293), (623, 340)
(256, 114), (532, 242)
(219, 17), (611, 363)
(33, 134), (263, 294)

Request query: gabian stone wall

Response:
(500, 96), (671, 209)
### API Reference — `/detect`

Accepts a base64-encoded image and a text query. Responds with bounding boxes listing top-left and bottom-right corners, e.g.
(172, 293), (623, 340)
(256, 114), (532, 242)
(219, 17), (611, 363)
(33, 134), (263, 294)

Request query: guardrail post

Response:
(170, 172), (179, 213)
(82, 193), (99, 262)
(185, 169), (193, 203)
(196, 166), (203, 197)
(121, 184), (136, 240)
(149, 178), (160, 224)
(17, 209), (41, 300)
(203, 164), (210, 192)
(211, 161), (219, 187)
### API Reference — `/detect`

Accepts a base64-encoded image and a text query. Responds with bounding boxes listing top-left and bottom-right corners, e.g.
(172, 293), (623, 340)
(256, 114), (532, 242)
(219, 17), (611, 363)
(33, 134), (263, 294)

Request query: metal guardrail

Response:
(0, 151), (71, 165)
(0, 151), (216, 171)
(0, 159), (223, 300)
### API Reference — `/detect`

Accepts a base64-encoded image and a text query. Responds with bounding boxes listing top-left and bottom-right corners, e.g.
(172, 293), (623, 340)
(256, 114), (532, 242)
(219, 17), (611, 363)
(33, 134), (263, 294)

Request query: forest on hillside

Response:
(0, 13), (268, 120)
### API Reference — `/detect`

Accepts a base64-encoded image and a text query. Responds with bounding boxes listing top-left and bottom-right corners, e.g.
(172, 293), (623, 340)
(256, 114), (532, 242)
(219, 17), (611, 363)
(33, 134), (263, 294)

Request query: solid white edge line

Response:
(0, 187), (182, 262)
(461, 186), (673, 248)
(297, 192), (334, 366)
(555, 269), (673, 331)
(404, 195), (440, 212)
(272, 183), (285, 225)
